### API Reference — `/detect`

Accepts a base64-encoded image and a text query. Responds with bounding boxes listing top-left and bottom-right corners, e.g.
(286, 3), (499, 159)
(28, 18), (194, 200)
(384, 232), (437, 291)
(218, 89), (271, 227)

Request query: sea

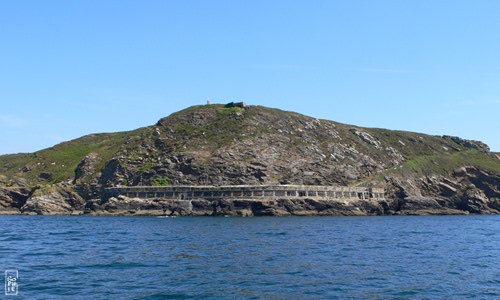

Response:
(0, 215), (499, 299)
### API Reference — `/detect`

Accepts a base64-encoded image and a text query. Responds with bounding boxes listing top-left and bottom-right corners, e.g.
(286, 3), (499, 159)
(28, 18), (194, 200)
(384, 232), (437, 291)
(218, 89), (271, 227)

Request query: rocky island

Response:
(1, 103), (499, 216)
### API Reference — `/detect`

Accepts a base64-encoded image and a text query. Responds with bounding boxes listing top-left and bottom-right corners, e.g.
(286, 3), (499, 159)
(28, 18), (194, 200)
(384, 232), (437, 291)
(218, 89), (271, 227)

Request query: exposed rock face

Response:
(385, 167), (500, 214)
(0, 188), (29, 208)
(442, 136), (490, 152)
(20, 184), (85, 215)
(1, 104), (499, 215)
(0, 187), (30, 214)
(86, 195), (393, 217)
(98, 107), (410, 188)
(74, 153), (100, 183)
(350, 129), (382, 149)
(74, 152), (102, 199)
(397, 196), (467, 215)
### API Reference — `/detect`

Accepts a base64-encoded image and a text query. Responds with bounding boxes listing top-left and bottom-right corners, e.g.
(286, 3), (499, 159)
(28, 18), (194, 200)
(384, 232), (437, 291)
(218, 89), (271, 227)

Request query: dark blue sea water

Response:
(1, 215), (499, 299)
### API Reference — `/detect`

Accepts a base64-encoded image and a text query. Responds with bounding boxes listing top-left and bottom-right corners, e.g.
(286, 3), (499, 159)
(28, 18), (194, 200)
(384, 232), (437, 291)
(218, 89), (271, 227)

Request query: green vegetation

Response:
(151, 176), (171, 186)
(176, 123), (199, 135)
(217, 106), (244, 116)
(163, 104), (249, 150)
(404, 150), (500, 174)
(368, 150), (500, 182)
(139, 161), (155, 174)
(0, 131), (131, 186)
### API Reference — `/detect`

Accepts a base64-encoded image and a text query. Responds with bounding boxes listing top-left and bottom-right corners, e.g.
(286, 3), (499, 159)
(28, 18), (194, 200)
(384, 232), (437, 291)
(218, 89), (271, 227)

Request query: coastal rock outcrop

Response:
(86, 195), (393, 217)
(384, 166), (500, 214)
(0, 187), (30, 214)
(21, 184), (85, 215)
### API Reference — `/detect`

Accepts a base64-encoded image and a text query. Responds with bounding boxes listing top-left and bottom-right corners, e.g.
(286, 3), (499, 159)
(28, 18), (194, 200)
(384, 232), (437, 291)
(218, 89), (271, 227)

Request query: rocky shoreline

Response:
(0, 192), (491, 217)
(86, 195), (473, 217)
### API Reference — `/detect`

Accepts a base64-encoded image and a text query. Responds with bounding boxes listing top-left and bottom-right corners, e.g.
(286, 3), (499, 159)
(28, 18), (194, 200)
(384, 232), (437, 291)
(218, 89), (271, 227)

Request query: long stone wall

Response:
(103, 185), (385, 201)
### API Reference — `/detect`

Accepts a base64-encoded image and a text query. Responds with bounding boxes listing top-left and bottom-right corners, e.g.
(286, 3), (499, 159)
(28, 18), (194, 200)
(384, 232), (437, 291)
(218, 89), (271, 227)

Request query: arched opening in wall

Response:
(298, 191), (306, 197)
(181, 194), (185, 200)
(357, 192), (363, 199)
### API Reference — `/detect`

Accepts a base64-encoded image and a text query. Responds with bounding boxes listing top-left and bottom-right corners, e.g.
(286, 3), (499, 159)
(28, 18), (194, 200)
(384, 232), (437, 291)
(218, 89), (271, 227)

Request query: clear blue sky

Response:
(1, 0), (499, 154)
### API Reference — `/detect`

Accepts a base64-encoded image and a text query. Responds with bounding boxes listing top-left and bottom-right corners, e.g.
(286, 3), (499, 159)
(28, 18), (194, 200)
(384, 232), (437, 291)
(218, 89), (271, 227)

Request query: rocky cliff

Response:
(1, 104), (499, 215)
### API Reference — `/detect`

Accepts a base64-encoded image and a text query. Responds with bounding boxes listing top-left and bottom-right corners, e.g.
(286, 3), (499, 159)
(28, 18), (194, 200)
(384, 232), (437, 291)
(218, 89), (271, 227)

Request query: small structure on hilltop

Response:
(225, 102), (248, 108)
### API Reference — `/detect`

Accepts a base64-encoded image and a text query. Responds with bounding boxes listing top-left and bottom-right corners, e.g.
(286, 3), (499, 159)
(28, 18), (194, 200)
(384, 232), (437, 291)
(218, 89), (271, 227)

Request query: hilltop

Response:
(1, 104), (499, 215)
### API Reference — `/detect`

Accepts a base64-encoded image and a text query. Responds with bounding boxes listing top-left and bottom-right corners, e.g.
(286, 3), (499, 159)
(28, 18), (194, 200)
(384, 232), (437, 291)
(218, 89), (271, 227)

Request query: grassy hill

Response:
(1, 104), (499, 190)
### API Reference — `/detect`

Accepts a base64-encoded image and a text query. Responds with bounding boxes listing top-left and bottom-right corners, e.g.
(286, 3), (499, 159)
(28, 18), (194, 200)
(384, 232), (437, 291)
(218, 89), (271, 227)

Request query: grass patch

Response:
(385, 150), (500, 178)
(151, 176), (171, 186)
(0, 132), (131, 186)
(139, 162), (155, 174)
(176, 123), (199, 135)
(216, 106), (244, 116)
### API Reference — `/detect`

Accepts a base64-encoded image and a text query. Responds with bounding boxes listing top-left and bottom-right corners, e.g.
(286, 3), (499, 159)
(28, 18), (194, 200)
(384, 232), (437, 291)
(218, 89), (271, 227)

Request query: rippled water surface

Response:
(1, 215), (499, 299)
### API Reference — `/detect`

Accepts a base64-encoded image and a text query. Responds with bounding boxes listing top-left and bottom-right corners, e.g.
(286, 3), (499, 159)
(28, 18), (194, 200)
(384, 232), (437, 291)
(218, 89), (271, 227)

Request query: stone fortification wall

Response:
(103, 185), (385, 201)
